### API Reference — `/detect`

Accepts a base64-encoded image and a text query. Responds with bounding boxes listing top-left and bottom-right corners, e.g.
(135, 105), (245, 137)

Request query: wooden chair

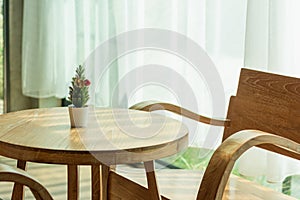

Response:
(108, 68), (300, 199)
(0, 163), (53, 200)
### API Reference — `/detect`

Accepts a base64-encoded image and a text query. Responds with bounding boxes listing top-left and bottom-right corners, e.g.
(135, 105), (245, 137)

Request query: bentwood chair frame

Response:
(108, 68), (300, 200)
(0, 163), (53, 200)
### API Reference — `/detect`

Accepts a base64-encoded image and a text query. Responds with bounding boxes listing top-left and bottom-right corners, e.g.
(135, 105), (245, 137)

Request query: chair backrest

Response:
(223, 68), (300, 160)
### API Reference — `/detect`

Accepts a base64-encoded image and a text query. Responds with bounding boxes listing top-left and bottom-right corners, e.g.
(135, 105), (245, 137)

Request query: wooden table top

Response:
(0, 107), (188, 165)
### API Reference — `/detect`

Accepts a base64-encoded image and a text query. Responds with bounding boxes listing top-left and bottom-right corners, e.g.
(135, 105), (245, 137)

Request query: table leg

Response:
(101, 165), (109, 200)
(91, 164), (110, 200)
(12, 160), (26, 200)
(91, 165), (100, 200)
(144, 161), (161, 200)
(68, 165), (79, 200)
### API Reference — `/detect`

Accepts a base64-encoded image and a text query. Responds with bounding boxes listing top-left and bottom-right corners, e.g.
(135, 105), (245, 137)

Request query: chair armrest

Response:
(0, 164), (53, 200)
(197, 130), (300, 200)
(130, 101), (230, 127)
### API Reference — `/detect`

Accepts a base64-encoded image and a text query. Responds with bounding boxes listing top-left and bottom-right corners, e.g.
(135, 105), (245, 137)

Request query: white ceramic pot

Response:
(68, 105), (89, 128)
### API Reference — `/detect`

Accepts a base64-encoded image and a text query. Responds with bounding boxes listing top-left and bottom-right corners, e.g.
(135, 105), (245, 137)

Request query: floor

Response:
(0, 157), (91, 200)
(0, 156), (297, 200)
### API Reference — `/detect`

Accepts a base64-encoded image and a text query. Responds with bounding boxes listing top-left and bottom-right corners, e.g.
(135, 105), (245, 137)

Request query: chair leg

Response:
(101, 164), (110, 200)
(12, 160), (26, 200)
(144, 161), (161, 200)
(0, 164), (53, 200)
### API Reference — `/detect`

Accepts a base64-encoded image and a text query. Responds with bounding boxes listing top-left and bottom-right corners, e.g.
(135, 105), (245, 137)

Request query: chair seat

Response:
(116, 166), (296, 200)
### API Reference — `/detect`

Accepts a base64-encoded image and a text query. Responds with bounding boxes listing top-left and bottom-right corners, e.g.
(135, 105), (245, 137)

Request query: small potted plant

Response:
(68, 65), (91, 128)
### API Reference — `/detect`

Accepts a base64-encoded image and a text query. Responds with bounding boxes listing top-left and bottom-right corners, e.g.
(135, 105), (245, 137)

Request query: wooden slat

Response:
(223, 70), (300, 159)
(236, 68), (300, 104)
(224, 69), (300, 144)
(224, 97), (300, 160)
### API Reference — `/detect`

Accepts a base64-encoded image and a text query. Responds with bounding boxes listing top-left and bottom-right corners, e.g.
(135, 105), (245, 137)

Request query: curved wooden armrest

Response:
(0, 164), (53, 200)
(197, 130), (300, 200)
(130, 101), (230, 127)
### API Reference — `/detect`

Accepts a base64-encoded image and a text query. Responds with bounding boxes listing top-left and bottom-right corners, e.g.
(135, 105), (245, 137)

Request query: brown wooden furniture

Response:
(0, 163), (53, 200)
(0, 107), (188, 200)
(108, 68), (300, 199)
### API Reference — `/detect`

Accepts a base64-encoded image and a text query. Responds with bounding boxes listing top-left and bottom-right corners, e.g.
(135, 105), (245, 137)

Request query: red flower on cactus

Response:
(84, 79), (91, 86)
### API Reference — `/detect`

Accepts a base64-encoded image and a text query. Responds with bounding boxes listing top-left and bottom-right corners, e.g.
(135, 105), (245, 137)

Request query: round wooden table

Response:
(0, 107), (188, 200)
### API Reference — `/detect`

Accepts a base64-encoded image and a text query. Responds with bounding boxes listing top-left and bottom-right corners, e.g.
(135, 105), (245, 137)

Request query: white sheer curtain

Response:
(22, 0), (115, 98)
(245, 0), (300, 77)
(240, 0), (300, 184)
(205, 0), (300, 185)
(22, 0), (300, 186)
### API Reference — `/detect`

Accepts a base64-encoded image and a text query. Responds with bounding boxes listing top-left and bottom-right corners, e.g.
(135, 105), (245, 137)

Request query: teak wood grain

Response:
(0, 107), (188, 200)
(116, 68), (300, 199)
(223, 68), (300, 158)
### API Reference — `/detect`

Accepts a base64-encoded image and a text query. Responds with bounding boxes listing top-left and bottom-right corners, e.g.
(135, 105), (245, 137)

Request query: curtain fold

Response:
(22, 0), (76, 98)
(244, 0), (300, 77)
(241, 0), (300, 183)
(22, 0), (116, 99)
